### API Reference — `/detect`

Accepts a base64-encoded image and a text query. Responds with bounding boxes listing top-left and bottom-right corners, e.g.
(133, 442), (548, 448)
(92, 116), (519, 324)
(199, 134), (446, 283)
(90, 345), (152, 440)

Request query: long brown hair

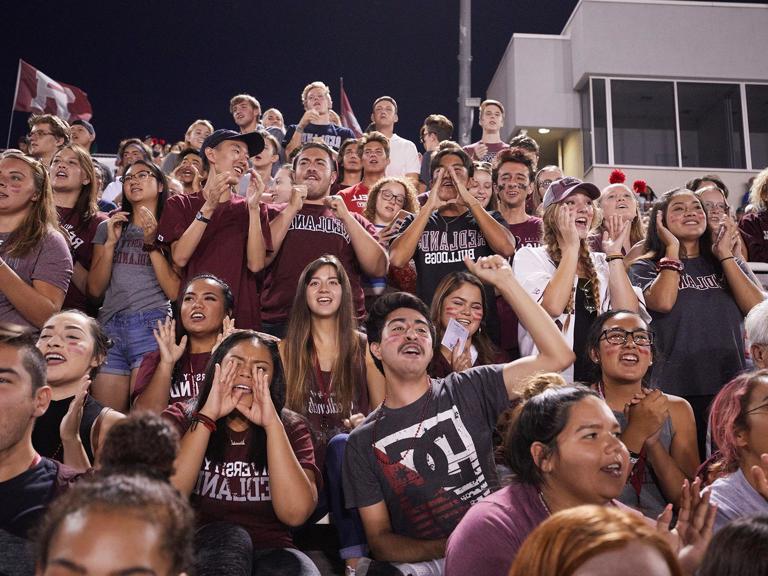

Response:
(542, 202), (601, 313)
(52, 144), (99, 224)
(430, 271), (498, 366)
(509, 505), (682, 576)
(0, 153), (61, 257)
(283, 255), (361, 416)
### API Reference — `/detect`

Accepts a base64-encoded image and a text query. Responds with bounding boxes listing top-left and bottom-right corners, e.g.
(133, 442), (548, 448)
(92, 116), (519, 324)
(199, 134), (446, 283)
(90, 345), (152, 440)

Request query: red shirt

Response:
(163, 404), (319, 549)
(156, 193), (272, 330)
(260, 203), (378, 324)
(56, 206), (108, 313)
(338, 182), (370, 216)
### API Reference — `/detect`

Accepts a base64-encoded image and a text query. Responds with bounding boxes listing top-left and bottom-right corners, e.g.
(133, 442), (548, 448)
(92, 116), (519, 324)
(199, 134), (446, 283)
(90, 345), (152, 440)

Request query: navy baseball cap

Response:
(541, 177), (600, 210)
(200, 129), (265, 160)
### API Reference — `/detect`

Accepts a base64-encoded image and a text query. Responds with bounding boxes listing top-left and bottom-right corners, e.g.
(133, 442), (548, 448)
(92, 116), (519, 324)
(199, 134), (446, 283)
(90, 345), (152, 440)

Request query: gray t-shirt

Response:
(629, 256), (749, 396)
(93, 221), (170, 322)
(710, 468), (768, 532)
(343, 365), (509, 540)
(0, 229), (72, 329)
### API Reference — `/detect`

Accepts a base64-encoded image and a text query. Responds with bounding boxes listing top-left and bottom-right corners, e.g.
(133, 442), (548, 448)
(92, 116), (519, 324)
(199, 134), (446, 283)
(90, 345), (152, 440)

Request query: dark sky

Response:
(2, 1), (759, 152)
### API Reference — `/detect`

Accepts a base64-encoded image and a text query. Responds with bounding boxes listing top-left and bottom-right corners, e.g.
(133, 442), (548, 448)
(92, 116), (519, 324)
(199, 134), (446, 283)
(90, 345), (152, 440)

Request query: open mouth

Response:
(619, 353), (639, 364)
(601, 462), (623, 478)
(233, 384), (252, 394)
(575, 217), (588, 227)
(233, 166), (244, 176)
(45, 352), (66, 365)
(455, 318), (471, 327)
(190, 312), (206, 321)
(55, 170), (68, 178)
(316, 297), (333, 305)
(399, 343), (423, 356)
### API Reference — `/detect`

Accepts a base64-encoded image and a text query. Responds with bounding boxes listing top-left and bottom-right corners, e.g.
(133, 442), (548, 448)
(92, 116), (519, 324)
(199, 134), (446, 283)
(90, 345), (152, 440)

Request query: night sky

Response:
(2, 1), (759, 153)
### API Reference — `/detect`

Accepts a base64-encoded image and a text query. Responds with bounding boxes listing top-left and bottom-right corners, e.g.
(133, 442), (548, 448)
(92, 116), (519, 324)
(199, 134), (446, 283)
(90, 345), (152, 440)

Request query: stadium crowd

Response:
(2, 80), (768, 576)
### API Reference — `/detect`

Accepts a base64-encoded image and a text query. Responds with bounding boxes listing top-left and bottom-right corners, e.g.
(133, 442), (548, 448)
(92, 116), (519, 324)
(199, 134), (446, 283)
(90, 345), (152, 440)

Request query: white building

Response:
(487, 0), (768, 205)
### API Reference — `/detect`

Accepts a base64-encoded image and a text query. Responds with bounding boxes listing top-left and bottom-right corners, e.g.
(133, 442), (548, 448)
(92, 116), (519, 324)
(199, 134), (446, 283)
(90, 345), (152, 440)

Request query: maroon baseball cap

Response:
(541, 177), (600, 210)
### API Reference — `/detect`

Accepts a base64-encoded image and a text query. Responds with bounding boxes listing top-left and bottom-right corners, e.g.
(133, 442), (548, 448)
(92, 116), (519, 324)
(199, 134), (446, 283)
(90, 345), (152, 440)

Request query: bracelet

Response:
(191, 411), (217, 433)
(142, 241), (159, 253)
(657, 257), (683, 273)
(606, 254), (624, 262)
(195, 211), (211, 224)
(628, 450), (641, 466)
(296, 125), (305, 134)
(719, 256), (735, 264)
(658, 264), (682, 273)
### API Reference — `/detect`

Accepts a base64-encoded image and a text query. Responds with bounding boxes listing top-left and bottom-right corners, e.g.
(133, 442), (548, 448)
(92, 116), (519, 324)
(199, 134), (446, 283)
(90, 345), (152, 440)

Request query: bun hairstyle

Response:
(503, 384), (598, 486)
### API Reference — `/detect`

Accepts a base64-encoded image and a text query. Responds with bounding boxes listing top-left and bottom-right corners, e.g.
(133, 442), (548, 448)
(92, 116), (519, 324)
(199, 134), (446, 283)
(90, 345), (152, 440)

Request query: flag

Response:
(13, 60), (93, 121)
(339, 80), (363, 138)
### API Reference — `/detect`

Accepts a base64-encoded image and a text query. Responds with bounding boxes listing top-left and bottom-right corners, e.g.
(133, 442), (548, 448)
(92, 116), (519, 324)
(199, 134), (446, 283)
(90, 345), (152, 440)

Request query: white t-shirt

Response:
(385, 133), (420, 178)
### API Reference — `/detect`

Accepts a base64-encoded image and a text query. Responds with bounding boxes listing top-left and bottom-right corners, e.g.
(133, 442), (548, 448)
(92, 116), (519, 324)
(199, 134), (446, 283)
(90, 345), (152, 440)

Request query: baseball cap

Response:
(541, 177), (600, 210)
(71, 119), (95, 136)
(200, 129), (265, 161)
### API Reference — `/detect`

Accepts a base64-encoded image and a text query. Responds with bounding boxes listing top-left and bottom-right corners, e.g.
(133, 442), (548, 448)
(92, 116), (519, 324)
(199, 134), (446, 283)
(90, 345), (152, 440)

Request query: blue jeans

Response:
(100, 307), (170, 375)
(302, 433), (368, 560)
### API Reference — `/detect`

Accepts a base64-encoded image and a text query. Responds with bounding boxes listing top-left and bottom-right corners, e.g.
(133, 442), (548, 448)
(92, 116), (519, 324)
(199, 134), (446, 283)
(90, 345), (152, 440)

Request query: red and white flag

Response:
(339, 80), (363, 138)
(13, 60), (93, 121)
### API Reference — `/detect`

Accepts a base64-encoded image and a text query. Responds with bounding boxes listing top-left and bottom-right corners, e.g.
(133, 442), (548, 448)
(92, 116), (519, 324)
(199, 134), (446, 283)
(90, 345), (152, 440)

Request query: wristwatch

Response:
(195, 210), (211, 224)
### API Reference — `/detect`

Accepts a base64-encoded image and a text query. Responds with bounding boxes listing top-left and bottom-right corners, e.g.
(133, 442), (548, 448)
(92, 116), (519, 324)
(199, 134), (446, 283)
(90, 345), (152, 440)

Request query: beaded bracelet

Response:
(191, 411), (217, 433)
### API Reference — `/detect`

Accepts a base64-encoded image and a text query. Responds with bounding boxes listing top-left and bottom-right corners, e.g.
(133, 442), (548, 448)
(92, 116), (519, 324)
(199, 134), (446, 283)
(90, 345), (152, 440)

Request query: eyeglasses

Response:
(122, 170), (156, 183)
(27, 130), (55, 139)
(702, 201), (729, 214)
(599, 328), (653, 346)
(745, 400), (768, 416)
(537, 178), (555, 190)
(380, 190), (406, 206)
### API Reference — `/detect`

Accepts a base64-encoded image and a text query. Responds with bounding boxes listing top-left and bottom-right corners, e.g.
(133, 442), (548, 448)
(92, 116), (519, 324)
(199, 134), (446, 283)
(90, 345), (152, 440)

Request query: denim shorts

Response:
(100, 307), (170, 375)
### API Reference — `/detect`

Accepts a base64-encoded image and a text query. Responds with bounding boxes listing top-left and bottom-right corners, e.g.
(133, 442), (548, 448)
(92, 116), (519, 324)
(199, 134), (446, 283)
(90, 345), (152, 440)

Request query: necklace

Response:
(372, 376), (433, 465)
(538, 490), (552, 515)
(578, 278), (597, 314)
(227, 427), (247, 446)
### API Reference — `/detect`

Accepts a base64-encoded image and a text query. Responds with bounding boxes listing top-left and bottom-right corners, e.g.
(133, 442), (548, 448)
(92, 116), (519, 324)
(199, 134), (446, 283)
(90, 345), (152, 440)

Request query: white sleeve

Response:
(513, 247), (554, 303)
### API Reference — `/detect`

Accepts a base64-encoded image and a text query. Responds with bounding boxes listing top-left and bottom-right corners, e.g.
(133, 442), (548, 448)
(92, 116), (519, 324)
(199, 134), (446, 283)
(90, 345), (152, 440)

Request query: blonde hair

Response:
(301, 81), (332, 107)
(750, 167), (768, 211)
(596, 183), (645, 246)
(542, 203), (601, 313)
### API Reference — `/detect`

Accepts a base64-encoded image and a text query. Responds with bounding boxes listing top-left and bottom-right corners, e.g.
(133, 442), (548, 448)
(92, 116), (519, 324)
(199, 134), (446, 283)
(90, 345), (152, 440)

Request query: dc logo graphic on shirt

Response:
(373, 408), (490, 537)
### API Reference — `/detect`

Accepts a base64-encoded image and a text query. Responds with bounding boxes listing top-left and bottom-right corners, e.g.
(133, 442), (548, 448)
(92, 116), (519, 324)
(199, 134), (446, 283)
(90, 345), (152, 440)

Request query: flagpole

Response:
(6, 60), (22, 149)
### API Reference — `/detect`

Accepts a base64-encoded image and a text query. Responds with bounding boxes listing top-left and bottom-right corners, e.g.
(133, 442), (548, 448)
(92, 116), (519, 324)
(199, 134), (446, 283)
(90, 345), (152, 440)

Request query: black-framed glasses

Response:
(27, 130), (54, 139)
(122, 170), (156, 184)
(745, 400), (768, 416)
(380, 190), (406, 206)
(599, 328), (653, 346)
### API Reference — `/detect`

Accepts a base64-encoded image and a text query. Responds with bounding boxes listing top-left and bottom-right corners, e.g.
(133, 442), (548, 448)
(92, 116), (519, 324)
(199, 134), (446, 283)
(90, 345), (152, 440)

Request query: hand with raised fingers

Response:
(200, 359), (240, 422)
(556, 203), (580, 250)
(655, 211), (680, 253)
(602, 214), (631, 257)
(153, 317), (187, 366)
(202, 171), (231, 213)
(425, 168), (450, 211)
(450, 340), (473, 372)
(105, 211), (129, 246)
(464, 255), (515, 288)
(711, 217), (737, 261)
(671, 478), (717, 575)
(449, 165), (478, 208)
(238, 364), (280, 430)
(246, 169), (265, 211)
(60, 376), (91, 444)
(138, 206), (158, 244)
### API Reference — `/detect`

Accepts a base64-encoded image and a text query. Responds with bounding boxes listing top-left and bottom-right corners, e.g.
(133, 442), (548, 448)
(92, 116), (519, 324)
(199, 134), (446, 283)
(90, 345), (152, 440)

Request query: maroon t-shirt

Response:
(339, 182), (369, 216)
(260, 203), (377, 323)
(163, 404), (319, 549)
(132, 349), (211, 407)
(57, 206), (108, 313)
(498, 216), (543, 355)
(156, 193), (272, 330)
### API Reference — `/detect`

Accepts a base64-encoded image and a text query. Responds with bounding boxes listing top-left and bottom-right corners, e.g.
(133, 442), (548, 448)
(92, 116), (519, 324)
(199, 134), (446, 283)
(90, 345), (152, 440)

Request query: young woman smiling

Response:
(629, 188), (764, 453)
(33, 310), (124, 469)
(586, 309), (699, 516)
(132, 274), (235, 413)
(88, 159), (180, 412)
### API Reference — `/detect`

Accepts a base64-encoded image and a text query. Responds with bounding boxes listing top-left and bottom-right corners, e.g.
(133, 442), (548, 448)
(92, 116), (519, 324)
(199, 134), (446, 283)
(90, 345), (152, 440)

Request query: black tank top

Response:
(32, 394), (105, 463)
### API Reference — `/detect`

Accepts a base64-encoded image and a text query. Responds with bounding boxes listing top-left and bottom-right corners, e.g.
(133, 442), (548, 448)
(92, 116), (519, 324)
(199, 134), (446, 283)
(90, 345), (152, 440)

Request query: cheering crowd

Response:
(2, 80), (768, 576)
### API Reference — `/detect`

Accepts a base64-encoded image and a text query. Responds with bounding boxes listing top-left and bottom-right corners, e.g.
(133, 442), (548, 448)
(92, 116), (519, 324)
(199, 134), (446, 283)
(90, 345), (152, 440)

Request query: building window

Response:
(593, 79), (608, 165)
(747, 84), (768, 169)
(611, 80), (677, 167)
(678, 83), (745, 169)
(580, 85), (592, 171)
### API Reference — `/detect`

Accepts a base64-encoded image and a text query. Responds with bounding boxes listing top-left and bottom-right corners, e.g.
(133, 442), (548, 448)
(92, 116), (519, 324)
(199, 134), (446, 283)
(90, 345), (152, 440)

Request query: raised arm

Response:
(452, 166), (515, 257)
(713, 218), (765, 314)
(138, 206), (180, 299)
(133, 318), (187, 413)
(169, 172), (230, 268)
(87, 213), (127, 299)
(325, 195), (388, 276)
(639, 212), (681, 313)
(602, 215), (640, 312)
(284, 111), (319, 157)
(245, 170), (268, 273)
(264, 185), (306, 267)
(539, 205), (580, 317)
(465, 256), (575, 398)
